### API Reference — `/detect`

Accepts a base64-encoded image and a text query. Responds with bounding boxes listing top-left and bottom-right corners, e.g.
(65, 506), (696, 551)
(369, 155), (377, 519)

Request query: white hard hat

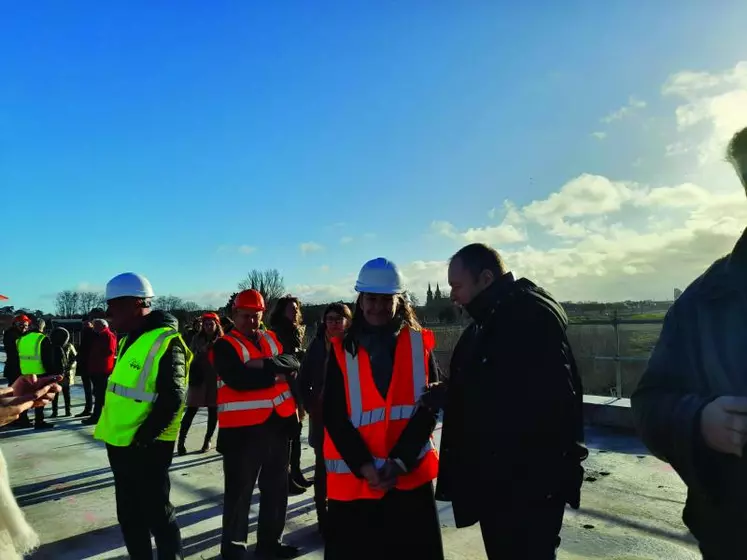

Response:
(354, 258), (405, 295)
(105, 272), (155, 301)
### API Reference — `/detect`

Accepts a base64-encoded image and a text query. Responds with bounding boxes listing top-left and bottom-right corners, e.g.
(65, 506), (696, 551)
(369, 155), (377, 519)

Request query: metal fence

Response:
(573, 316), (664, 398)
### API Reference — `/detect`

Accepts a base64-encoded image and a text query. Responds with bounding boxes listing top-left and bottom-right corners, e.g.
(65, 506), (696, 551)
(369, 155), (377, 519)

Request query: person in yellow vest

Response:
(93, 272), (192, 560)
(16, 318), (56, 430)
(322, 258), (444, 560)
(212, 289), (302, 559)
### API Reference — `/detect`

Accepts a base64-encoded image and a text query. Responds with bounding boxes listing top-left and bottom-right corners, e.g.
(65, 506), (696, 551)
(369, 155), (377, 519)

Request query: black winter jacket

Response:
(434, 275), (586, 528)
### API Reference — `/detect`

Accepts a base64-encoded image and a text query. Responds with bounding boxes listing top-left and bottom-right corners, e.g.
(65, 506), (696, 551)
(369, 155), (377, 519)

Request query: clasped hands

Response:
(360, 459), (404, 492)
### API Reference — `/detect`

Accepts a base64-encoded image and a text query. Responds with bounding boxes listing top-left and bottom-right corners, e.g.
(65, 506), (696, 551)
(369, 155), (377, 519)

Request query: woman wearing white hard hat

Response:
(322, 258), (444, 559)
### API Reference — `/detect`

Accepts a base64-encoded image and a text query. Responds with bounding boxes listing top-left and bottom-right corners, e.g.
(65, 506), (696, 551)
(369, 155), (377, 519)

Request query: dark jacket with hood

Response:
(299, 323), (330, 449)
(432, 273), (586, 528)
(212, 329), (301, 453)
(2, 326), (23, 379)
(323, 320), (443, 477)
(120, 311), (188, 446)
(632, 229), (747, 554)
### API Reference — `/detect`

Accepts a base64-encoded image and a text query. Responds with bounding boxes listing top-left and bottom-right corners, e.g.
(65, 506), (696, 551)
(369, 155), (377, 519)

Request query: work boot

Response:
(81, 417), (98, 426)
(34, 421), (54, 430)
(177, 437), (187, 456)
(75, 409), (91, 418)
(64, 407), (71, 417)
(50, 411), (58, 418)
(254, 542), (300, 559)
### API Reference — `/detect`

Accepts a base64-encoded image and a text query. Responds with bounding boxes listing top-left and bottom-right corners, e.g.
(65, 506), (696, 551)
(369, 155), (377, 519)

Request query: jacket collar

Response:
(464, 271), (516, 324)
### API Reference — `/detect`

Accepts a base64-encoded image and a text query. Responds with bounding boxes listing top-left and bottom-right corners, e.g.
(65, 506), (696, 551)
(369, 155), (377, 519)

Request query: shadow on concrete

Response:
(33, 494), (317, 559)
(584, 426), (650, 456)
(579, 506), (697, 545)
(16, 455), (222, 507)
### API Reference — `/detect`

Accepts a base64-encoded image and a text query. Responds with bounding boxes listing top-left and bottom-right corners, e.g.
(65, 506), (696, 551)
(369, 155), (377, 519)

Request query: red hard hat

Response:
(201, 312), (220, 322)
(233, 289), (265, 311)
(13, 314), (30, 324)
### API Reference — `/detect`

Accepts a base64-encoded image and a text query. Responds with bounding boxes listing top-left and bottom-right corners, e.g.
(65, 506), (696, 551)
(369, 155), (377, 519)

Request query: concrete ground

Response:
(0, 384), (699, 559)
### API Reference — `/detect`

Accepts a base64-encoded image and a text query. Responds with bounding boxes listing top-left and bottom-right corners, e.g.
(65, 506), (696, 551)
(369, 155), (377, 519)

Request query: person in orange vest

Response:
(212, 289), (302, 560)
(322, 258), (444, 560)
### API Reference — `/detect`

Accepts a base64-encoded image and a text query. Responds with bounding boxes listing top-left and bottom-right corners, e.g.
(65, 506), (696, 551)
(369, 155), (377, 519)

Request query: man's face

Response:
(233, 308), (262, 334)
(448, 257), (492, 307)
(15, 321), (29, 333)
(106, 298), (139, 332)
(360, 293), (397, 327)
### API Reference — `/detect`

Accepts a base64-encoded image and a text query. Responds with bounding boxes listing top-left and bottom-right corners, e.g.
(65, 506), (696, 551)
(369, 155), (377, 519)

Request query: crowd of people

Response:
(0, 126), (745, 560)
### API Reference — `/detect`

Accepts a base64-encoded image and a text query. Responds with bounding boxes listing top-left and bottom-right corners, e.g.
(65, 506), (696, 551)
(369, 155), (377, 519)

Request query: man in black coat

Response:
(421, 243), (586, 560)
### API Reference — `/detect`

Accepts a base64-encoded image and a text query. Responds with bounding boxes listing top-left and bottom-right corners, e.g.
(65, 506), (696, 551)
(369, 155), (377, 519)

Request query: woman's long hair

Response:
(269, 295), (306, 346)
(192, 317), (224, 353)
(343, 294), (421, 355)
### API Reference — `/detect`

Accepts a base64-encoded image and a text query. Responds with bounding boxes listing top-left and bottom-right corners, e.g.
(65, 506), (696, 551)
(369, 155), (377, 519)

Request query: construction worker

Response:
(213, 289), (302, 559)
(16, 318), (55, 429)
(322, 258), (444, 560)
(94, 272), (192, 560)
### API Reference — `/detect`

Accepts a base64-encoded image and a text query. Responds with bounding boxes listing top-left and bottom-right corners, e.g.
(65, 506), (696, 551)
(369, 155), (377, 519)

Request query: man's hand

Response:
(0, 375), (62, 427)
(419, 381), (448, 411)
(360, 463), (384, 490)
(375, 459), (403, 492)
(700, 396), (747, 456)
(298, 407), (306, 422)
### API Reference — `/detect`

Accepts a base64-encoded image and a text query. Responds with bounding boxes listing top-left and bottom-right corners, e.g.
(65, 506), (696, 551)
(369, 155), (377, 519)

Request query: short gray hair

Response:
(35, 319), (46, 332)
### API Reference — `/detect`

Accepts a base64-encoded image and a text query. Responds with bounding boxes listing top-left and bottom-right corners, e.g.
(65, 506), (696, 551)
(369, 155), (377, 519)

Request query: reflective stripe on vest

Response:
(217, 389), (292, 412)
(325, 439), (435, 475)
(216, 331), (278, 389)
(17, 332), (47, 375)
(345, 329), (427, 428)
(95, 327), (193, 447)
(106, 329), (174, 403)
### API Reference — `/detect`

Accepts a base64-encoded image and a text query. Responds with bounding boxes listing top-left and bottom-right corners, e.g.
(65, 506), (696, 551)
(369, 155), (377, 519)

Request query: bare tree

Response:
(77, 291), (106, 315)
(238, 268), (286, 310)
(55, 290), (80, 317)
(181, 300), (201, 312)
(152, 295), (186, 312)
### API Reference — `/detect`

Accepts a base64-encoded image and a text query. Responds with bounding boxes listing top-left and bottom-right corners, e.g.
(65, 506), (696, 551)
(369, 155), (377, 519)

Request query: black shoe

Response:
(64, 409), (72, 417)
(81, 417), (98, 426)
(288, 477), (306, 496)
(177, 443), (187, 456)
(75, 410), (91, 418)
(255, 543), (300, 559)
(50, 411), (58, 418)
(34, 421), (54, 430)
(292, 472), (313, 488)
(200, 440), (212, 453)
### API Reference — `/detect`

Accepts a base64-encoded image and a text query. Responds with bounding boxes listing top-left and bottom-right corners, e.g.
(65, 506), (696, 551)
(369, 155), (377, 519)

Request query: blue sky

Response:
(3, 1), (747, 312)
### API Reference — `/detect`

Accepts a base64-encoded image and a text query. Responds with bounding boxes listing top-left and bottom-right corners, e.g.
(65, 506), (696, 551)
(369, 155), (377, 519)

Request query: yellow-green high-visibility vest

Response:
(94, 327), (193, 447)
(16, 332), (47, 376)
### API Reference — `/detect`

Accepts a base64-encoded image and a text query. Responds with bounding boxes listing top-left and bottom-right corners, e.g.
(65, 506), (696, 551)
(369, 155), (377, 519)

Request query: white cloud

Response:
(601, 96), (647, 123)
(591, 131), (607, 140)
(340, 236), (354, 244)
(319, 264), (330, 273)
(300, 242), (324, 255)
(308, 61), (747, 304)
(662, 61), (747, 164)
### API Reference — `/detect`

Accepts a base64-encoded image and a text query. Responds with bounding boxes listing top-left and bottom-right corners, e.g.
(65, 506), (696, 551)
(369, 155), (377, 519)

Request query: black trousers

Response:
(51, 385), (71, 414)
(479, 496), (566, 560)
(289, 420), (303, 476)
(313, 447), (327, 524)
(179, 406), (218, 443)
(107, 441), (182, 560)
(91, 375), (108, 420)
(325, 482), (444, 560)
(221, 423), (291, 558)
(79, 373), (93, 411)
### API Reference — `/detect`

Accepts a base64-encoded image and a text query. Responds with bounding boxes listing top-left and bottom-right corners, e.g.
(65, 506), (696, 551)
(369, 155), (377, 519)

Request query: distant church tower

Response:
(435, 283), (442, 300)
(426, 283), (434, 305)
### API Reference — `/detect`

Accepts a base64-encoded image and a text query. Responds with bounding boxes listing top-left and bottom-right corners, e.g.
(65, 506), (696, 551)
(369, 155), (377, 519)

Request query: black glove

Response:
(419, 381), (448, 411)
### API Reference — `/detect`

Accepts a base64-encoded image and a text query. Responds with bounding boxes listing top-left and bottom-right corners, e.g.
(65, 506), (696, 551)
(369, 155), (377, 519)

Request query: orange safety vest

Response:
(323, 326), (439, 501)
(216, 329), (297, 428)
